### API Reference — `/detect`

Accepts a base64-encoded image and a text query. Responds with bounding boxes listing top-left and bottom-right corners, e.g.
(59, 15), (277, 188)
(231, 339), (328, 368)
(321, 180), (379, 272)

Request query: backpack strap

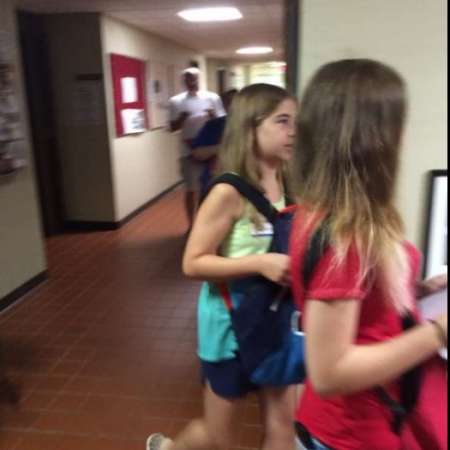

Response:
(376, 314), (422, 434)
(295, 421), (337, 450)
(281, 178), (295, 206)
(302, 220), (330, 284)
(397, 315), (422, 414)
(204, 173), (280, 223)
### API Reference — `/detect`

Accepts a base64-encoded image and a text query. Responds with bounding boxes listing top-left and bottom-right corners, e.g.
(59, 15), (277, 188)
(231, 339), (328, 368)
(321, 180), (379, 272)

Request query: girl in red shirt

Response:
(290, 59), (447, 450)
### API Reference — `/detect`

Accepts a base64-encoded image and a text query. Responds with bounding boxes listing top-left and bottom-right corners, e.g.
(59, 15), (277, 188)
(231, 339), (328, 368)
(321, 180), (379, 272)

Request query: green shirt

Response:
(197, 197), (285, 362)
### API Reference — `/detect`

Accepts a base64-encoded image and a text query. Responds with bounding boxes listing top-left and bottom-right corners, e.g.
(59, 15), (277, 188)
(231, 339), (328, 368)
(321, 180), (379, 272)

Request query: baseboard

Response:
(118, 180), (183, 227)
(64, 181), (183, 232)
(64, 221), (119, 231)
(0, 183), (182, 311)
(0, 271), (48, 313)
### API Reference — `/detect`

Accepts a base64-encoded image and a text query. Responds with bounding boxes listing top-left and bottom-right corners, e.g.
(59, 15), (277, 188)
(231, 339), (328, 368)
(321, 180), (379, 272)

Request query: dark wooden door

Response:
(17, 11), (64, 236)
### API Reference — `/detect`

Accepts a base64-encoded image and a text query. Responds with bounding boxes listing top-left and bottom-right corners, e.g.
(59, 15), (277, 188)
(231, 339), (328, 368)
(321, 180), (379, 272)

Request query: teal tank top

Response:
(197, 197), (285, 362)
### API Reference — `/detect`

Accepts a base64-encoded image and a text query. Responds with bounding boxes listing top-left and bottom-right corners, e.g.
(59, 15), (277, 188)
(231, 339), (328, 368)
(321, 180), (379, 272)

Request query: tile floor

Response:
(0, 188), (262, 450)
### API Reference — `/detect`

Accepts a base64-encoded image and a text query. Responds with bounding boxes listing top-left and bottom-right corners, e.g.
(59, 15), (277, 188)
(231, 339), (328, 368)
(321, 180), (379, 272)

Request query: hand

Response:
(205, 108), (216, 119)
(191, 150), (210, 162)
(416, 273), (447, 299)
(184, 139), (194, 150)
(191, 145), (219, 162)
(179, 111), (190, 123)
(258, 253), (291, 286)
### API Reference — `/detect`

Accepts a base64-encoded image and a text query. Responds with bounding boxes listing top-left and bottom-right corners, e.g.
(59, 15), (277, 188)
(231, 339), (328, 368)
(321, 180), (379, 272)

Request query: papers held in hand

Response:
(418, 288), (448, 360)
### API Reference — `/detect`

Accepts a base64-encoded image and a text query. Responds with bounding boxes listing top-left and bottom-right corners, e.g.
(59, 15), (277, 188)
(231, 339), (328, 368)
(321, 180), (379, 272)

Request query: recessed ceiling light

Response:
(177, 7), (243, 22)
(236, 46), (274, 55)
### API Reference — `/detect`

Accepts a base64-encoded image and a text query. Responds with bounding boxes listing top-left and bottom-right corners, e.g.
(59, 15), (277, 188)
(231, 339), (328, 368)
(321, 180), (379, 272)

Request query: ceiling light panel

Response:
(178, 7), (243, 22)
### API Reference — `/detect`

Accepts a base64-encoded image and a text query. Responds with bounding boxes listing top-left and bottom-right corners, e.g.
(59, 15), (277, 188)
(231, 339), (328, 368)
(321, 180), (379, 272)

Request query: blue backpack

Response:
(208, 173), (306, 386)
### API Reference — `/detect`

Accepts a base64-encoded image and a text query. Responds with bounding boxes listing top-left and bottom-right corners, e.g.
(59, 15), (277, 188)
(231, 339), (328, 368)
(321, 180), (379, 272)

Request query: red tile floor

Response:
(0, 188), (262, 450)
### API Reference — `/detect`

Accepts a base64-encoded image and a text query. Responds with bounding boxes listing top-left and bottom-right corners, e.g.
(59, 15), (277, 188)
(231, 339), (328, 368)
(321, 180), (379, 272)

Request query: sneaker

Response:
(295, 436), (308, 450)
(146, 434), (168, 450)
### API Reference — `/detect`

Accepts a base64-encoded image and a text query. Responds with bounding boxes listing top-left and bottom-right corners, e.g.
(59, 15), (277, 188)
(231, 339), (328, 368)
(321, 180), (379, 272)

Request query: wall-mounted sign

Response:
(0, 31), (26, 176)
(110, 54), (148, 137)
(121, 108), (146, 135)
(121, 77), (138, 103)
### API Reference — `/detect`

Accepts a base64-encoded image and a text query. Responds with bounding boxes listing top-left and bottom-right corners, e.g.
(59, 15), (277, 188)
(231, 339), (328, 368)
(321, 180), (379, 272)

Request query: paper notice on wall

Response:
(148, 61), (171, 129)
(1, 28), (22, 141)
(71, 80), (104, 126)
(0, 29), (27, 173)
(0, 30), (15, 62)
(0, 89), (22, 142)
(121, 77), (138, 103)
(121, 108), (146, 134)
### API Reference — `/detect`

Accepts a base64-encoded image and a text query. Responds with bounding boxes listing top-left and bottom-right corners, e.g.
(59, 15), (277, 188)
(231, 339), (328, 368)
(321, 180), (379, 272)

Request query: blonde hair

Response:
(218, 83), (295, 195)
(294, 59), (412, 313)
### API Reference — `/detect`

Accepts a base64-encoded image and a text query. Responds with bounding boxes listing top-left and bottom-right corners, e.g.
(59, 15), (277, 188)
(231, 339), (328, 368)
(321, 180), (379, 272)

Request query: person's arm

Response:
(170, 111), (189, 132)
(204, 94), (225, 120)
(182, 184), (291, 285)
(213, 94), (226, 117)
(416, 273), (447, 299)
(191, 118), (223, 160)
(168, 98), (189, 132)
(304, 298), (447, 397)
(193, 115), (227, 161)
(191, 144), (219, 161)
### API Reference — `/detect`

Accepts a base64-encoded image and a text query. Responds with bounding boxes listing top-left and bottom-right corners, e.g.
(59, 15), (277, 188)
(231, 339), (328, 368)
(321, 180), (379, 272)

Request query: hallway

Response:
(0, 188), (261, 450)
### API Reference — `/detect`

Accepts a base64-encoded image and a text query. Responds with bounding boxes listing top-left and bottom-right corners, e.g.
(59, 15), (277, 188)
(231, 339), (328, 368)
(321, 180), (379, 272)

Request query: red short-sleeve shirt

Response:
(290, 208), (422, 450)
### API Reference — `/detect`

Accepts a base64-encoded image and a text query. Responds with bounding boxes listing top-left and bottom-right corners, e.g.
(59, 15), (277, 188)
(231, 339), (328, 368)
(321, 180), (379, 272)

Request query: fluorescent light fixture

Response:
(178, 7), (242, 22)
(236, 46), (274, 55)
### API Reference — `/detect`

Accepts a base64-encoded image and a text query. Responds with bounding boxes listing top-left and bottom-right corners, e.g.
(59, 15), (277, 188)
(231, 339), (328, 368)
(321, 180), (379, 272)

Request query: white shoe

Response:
(296, 436), (308, 450)
(147, 433), (168, 450)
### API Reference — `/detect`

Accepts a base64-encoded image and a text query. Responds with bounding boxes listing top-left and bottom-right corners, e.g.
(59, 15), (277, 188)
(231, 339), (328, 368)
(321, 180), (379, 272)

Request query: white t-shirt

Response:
(169, 90), (225, 156)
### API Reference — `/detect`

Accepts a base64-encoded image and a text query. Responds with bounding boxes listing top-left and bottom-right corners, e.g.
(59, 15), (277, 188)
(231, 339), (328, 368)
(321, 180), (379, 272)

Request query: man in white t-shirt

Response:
(169, 67), (225, 230)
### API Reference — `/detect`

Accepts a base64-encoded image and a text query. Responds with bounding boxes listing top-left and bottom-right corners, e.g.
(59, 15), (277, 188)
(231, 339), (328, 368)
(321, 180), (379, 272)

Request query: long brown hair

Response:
(218, 83), (295, 194)
(295, 59), (412, 312)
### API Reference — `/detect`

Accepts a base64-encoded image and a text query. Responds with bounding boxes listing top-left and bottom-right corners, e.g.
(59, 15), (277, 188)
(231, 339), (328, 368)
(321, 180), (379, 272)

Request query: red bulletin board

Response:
(110, 53), (148, 137)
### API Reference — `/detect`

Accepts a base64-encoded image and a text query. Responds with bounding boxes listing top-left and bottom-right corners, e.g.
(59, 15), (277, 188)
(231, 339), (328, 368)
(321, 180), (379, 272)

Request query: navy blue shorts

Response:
(201, 356), (259, 399)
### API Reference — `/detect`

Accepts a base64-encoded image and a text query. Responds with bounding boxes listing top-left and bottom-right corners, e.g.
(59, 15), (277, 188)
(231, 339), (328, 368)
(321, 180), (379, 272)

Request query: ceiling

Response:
(15, 0), (285, 61)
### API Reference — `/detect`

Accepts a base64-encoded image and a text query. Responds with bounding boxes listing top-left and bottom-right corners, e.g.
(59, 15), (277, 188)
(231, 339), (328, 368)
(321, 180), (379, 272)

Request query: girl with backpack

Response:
(147, 83), (299, 450)
(289, 59), (447, 450)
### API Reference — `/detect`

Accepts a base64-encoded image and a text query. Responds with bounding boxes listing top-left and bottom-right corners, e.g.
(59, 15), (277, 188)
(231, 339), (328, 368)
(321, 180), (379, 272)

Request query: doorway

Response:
(17, 11), (64, 237)
(217, 68), (227, 95)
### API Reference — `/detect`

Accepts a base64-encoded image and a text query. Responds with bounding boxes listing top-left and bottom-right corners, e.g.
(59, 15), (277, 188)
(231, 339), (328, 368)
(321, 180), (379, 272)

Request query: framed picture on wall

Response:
(423, 170), (448, 278)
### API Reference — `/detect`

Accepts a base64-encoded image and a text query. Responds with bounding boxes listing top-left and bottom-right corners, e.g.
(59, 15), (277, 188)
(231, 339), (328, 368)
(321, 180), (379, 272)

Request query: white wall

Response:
(227, 61), (286, 90)
(249, 62), (286, 87)
(101, 16), (206, 221)
(298, 0), (447, 247)
(0, 0), (47, 300)
(229, 63), (249, 89)
(206, 58), (224, 93)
